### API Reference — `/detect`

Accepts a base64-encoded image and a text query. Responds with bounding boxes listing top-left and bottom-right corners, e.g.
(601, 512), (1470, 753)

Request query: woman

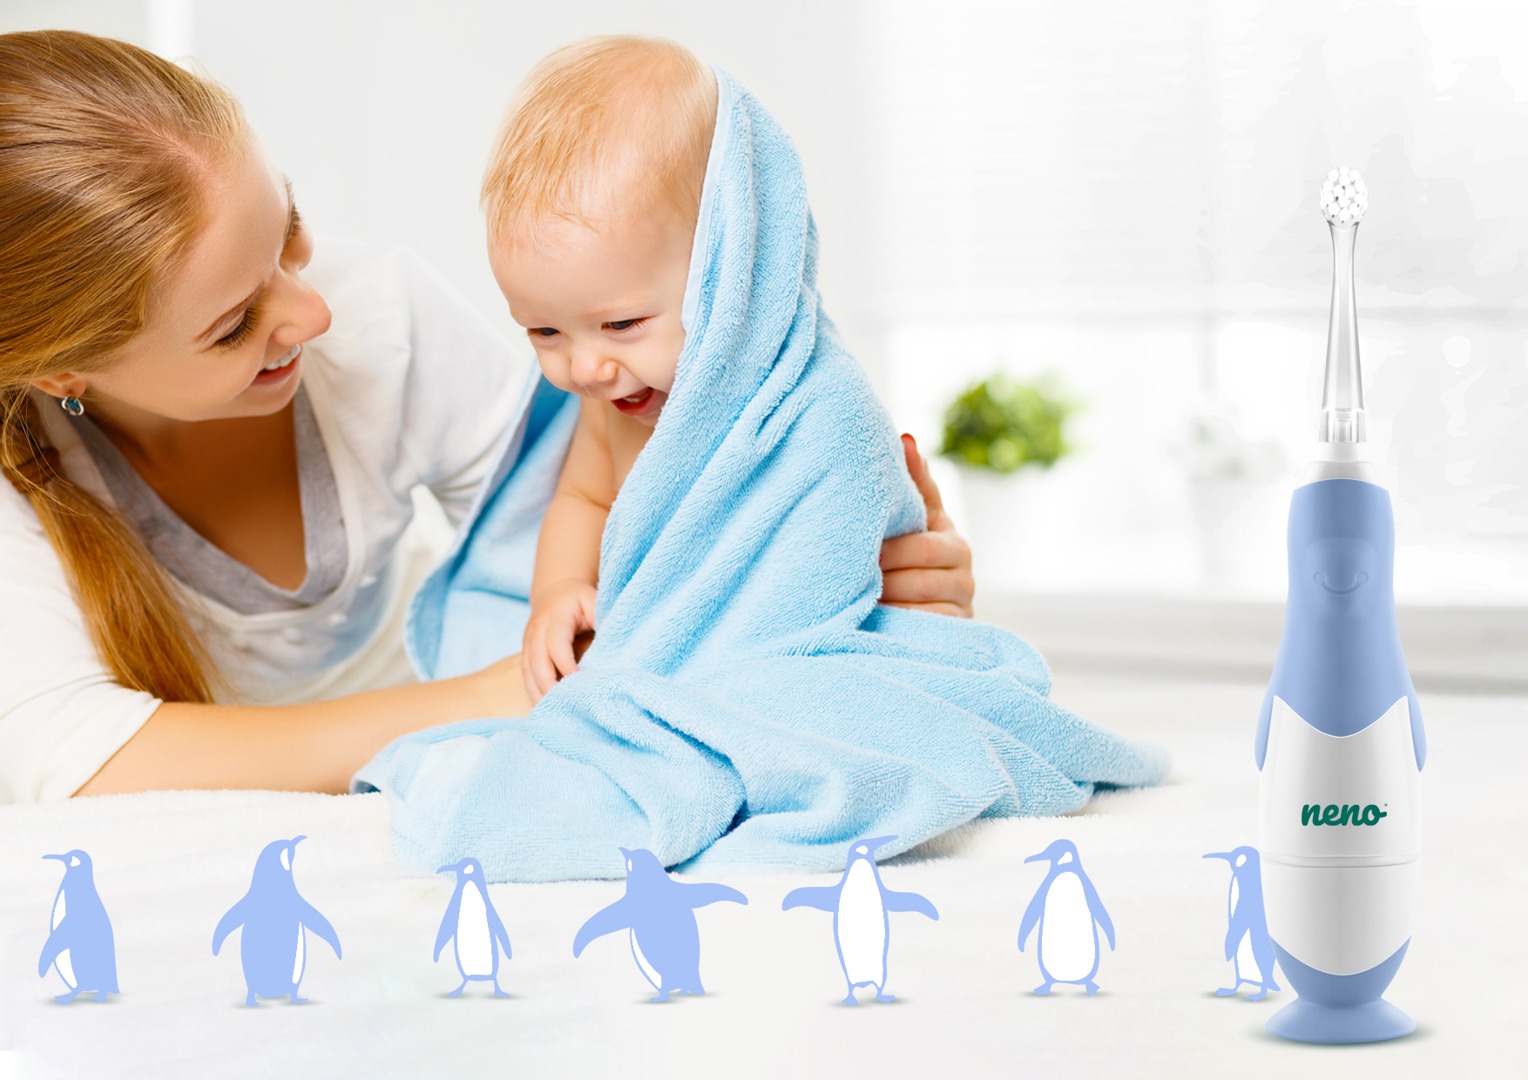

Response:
(0, 30), (975, 802)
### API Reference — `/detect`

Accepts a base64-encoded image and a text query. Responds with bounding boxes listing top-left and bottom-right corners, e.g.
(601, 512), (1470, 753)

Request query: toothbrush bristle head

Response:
(1320, 166), (1368, 226)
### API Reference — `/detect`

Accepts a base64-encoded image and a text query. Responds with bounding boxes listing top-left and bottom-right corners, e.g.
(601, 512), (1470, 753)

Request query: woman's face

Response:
(38, 136), (331, 432)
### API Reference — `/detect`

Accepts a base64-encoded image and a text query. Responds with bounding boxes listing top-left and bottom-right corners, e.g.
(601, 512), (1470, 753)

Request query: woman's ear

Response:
(29, 374), (86, 400)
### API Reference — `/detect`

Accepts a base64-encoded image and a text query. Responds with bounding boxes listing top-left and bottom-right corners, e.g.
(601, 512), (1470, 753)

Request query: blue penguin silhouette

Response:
(1205, 846), (1280, 1001)
(572, 848), (747, 1002)
(38, 850), (118, 1004)
(1018, 839), (1114, 996)
(435, 857), (512, 997)
(781, 835), (938, 1005)
(213, 836), (341, 1005)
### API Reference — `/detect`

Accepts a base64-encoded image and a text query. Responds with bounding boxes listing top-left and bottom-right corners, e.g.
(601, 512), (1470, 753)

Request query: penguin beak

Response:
(617, 847), (632, 860)
(862, 835), (898, 854)
(1026, 839), (1071, 864)
(437, 860), (463, 875)
(42, 853), (68, 863)
(1203, 851), (1234, 863)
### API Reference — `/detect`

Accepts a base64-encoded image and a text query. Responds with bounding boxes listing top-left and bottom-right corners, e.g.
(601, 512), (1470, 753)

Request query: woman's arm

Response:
(878, 434), (976, 618)
(74, 651), (530, 797)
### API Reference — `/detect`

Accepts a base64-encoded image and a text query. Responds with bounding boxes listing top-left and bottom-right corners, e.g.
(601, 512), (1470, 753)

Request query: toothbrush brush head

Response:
(1320, 167), (1368, 226)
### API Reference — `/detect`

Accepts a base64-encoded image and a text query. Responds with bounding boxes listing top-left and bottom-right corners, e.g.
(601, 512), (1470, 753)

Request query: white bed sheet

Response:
(2, 672), (1522, 1078)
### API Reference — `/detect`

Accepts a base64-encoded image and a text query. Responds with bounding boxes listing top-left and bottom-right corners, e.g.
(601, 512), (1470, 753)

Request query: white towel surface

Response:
(2, 670), (1522, 1078)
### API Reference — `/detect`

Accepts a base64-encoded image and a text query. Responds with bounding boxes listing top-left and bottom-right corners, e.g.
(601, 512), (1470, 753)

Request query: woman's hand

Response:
(879, 434), (975, 618)
(522, 579), (599, 703)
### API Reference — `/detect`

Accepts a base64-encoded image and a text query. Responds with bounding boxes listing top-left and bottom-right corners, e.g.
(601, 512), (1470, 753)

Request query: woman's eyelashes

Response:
(216, 301), (262, 350)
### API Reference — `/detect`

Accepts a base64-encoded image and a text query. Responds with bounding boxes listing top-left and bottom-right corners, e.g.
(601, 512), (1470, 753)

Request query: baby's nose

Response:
(570, 350), (615, 389)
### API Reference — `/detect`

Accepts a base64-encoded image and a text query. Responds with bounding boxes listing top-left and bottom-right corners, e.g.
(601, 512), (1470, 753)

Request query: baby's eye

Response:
(605, 318), (646, 332)
(529, 327), (559, 339)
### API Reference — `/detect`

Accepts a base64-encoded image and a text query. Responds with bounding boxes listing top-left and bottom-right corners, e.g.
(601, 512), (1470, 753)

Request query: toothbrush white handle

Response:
(1259, 695), (1421, 974)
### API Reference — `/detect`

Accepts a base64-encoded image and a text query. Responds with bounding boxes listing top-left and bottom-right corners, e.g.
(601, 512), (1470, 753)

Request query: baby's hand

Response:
(522, 580), (598, 703)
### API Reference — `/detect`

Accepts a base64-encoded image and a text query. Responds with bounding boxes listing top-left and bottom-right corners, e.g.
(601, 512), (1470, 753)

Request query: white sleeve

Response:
(0, 484), (161, 803)
(396, 251), (536, 527)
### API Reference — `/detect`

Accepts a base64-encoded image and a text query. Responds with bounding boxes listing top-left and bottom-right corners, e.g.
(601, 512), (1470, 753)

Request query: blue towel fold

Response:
(354, 67), (1169, 881)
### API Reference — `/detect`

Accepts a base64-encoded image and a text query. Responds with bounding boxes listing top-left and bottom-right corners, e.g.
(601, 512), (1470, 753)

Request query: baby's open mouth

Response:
(613, 387), (659, 416)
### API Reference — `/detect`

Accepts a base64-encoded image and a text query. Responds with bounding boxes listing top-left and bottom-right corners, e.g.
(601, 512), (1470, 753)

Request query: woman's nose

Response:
(273, 274), (332, 345)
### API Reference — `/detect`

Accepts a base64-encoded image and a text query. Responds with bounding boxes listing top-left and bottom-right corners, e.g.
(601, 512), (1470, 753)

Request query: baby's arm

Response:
(523, 398), (618, 701)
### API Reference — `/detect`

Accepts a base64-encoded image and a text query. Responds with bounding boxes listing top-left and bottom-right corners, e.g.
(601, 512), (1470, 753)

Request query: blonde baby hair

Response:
(0, 30), (248, 704)
(482, 35), (717, 247)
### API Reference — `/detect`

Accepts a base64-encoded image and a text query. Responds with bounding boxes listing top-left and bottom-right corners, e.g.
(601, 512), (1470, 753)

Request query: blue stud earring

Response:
(60, 396), (84, 417)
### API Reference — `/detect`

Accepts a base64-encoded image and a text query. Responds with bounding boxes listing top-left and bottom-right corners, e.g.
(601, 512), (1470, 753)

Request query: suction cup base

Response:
(1266, 997), (1415, 1044)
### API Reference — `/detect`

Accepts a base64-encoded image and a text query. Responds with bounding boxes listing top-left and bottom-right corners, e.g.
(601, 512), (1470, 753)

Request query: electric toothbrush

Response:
(1255, 167), (1426, 1044)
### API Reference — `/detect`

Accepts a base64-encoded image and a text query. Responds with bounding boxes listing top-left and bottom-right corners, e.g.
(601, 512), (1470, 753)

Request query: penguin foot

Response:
(1033, 983), (1053, 996)
(1216, 987), (1236, 997)
(493, 987), (510, 999)
(245, 992), (259, 1007)
(289, 994), (307, 1005)
(650, 991), (672, 1003)
(447, 985), (466, 998)
(53, 989), (83, 1005)
(875, 991), (896, 1004)
(1248, 989), (1269, 1002)
(841, 992), (860, 1006)
(94, 990), (110, 1002)
(1084, 981), (1100, 996)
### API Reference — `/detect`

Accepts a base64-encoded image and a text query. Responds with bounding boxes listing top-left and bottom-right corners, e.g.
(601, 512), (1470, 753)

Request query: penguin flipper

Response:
(1224, 925), (1240, 962)
(677, 882), (748, 910)
(37, 926), (68, 978)
(1080, 876), (1115, 950)
(573, 897), (632, 957)
(881, 888), (938, 920)
(433, 887), (463, 963)
(1017, 889), (1045, 950)
(296, 899), (342, 959)
(486, 898), (512, 960)
(781, 884), (840, 913)
(212, 896), (250, 955)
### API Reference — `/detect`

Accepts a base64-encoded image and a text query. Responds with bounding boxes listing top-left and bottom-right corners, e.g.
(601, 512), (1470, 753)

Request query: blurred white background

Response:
(4, 1), (1525, 628)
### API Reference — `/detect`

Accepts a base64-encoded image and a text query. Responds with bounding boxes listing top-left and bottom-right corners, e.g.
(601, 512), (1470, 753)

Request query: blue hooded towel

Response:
(353, 68), (1169, 881)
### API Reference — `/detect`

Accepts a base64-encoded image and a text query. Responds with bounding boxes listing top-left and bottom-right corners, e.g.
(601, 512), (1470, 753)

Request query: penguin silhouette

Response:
(435, 857), (512, 997)
(38, 850), (118, 1004)
(572, 848), (747, 1002)
(1204, 846), (1280, 1001)
(781, 835), (938, 1005)
(1018, 839), (1114, 996)
(213, 836), (341, 1005)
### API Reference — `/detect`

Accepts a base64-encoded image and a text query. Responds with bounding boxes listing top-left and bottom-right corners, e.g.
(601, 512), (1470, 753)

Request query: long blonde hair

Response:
(0, 30), (249, 702)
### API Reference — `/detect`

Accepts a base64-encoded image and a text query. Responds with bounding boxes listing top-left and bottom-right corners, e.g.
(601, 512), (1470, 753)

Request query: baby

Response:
(481, 38), (718, 702)
(360, 36), (1168, 877)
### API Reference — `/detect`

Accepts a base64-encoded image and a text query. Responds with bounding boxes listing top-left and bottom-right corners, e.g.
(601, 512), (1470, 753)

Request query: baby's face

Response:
(490, 209), (691, 427)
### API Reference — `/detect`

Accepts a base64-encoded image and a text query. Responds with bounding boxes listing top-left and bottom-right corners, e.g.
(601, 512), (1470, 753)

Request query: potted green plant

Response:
(937, 375), (1078, 590)
(939, 376), (1075, 475)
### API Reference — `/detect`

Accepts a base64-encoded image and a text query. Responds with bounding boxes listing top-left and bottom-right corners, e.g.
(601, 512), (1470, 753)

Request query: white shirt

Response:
(0, 238), (533, 803)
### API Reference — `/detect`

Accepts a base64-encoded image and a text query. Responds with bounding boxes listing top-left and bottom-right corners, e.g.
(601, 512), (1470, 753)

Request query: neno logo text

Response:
(1301, 803), (1387, 826)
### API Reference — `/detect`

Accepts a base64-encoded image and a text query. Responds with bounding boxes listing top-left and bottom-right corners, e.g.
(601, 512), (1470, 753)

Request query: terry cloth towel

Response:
(353, 67), (1169, 882)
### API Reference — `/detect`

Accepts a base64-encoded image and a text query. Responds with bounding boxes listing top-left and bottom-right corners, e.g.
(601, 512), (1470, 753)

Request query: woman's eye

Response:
(606, 318), (645, 332)
(216, 303), (261, 349)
